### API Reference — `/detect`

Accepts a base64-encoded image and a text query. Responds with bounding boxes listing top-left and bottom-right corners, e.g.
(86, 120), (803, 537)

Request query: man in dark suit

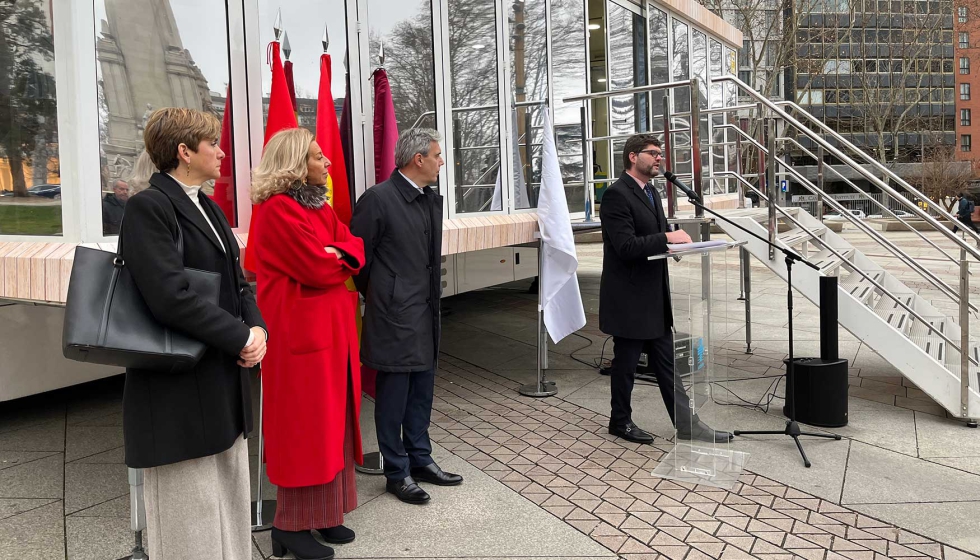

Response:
(351, 128), (462, 505)
(599, 133), (731, 445)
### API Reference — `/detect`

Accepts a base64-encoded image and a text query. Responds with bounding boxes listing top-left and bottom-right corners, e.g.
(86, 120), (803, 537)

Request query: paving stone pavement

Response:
(427, 354), (980, 560)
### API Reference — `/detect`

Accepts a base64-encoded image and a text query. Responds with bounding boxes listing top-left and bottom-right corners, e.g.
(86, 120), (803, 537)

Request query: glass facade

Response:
(96, 0), (237, 233)
(0, 0), (740, 240)
(0, 1), (61, 236)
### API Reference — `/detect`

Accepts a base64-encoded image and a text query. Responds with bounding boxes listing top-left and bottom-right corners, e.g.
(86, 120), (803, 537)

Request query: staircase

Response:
(715, 206), (980, 418)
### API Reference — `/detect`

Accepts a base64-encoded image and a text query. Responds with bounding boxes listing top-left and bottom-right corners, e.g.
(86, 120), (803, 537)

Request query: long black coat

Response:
(599, 173), (674, 340)
(119, 173), (266, 468)
(350, 171), (443, 373)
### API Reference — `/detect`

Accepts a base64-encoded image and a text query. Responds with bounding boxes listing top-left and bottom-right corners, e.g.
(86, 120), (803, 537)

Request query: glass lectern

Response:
(650, 240), (750, 490)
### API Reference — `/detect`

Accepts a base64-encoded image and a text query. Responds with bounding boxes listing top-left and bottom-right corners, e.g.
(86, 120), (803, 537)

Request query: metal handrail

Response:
(563, 80), (694, 103)
(711, 75), (980, 263)
(718, 117), (974, 300)
(773, 155), (975, 313)
(776, 100), (980, 247)
(709, 170), (978, 366)
(780, 136), (969, 273)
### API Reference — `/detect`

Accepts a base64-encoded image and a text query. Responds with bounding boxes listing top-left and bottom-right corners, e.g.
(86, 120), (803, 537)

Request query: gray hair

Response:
(395, 128), (442, 169)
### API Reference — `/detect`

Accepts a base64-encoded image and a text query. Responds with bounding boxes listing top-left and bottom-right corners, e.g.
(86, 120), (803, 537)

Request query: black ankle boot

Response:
(316, 525), (355, 544)
(271, 527), (335, 559)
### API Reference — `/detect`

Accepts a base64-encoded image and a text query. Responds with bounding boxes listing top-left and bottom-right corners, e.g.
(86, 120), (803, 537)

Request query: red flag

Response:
(372, 68), (399, 185)
(263, 41), (298, 145)
(316, 54), (352, 225)
(284, 60), (298, 114)
(245, 41), (299, 273)
(212, 85), (235, 225)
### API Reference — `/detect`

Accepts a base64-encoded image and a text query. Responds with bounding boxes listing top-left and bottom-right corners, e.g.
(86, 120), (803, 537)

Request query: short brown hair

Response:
(623, 134), (662, 171)
(143, 107), (221, 173)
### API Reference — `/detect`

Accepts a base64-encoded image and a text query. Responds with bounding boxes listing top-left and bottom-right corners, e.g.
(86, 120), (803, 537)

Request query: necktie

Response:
(643, 185), (656, 205)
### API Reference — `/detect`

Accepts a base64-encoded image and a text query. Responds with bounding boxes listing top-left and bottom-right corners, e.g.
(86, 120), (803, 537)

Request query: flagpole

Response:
(519, 232), (557, 397)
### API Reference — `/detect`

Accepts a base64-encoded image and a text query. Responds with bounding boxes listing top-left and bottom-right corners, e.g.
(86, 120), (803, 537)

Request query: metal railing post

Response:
(662, 95), (676, 218)
(742, 246), (753, 354)
(817, 145), (825, 223)
(690, 78), (703, 217)
(581, 105), (594, 222)
(735, 133), (745, 208)
(960, 249), (975, 425)
(766, 118), (777, 261)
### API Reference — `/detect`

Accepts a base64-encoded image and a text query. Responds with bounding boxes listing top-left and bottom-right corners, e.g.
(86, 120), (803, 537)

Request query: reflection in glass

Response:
(96, 0), (234, 232)
(725, 47), (737, 107)
(510, 0), (547, 209)
(709, 39), (723, 108)
(607, 4), (647, 139)
(368, 0), (437, 134)
(0, 1), (61, 235)
(648, 7), (668, 133)
(449, 0), (500, 213)
(672, 18), (690, 114)
(552, 0), (586, 212)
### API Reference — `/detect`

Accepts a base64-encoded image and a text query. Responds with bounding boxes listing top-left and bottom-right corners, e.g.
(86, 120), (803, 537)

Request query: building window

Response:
(961, 57), (971, 74)
(962, 134), (972, 152)
(963, 83), (972, 100)
(738, 69), (752, 84)
(961, 32), (970, 49)
(960, 6), (968, 22)
(963, 109), (972, 127)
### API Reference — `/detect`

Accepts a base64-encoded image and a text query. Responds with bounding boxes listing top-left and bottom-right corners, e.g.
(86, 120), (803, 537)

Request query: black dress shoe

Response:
(608, 422), (654, 444)
(677, 418), (733, 443)
(271, 527), (334, 559)
(316, 525), (355, 544)
(386, 476), (431, 504)
(410, 463), (463, 486)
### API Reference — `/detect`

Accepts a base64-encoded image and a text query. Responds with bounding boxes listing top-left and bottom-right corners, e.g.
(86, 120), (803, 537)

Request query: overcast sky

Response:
(95, 0), (428, 100)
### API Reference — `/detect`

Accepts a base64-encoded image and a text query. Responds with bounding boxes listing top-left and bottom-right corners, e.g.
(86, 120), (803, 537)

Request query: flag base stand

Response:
(519, 235), (556, 399)
(519, 380), (557, 397)
(355, 451), (384, 475)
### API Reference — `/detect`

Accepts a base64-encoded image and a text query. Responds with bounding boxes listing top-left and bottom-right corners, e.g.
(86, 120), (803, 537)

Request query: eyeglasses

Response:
(637, 149), (664, 158)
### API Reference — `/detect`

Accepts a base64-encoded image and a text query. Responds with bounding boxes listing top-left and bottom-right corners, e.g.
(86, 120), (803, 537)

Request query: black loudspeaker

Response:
(783, 276), (849, 427)
(784, 357), (849, 427)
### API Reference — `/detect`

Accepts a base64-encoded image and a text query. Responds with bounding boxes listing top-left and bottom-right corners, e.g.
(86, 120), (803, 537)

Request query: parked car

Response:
(867, 210), (914, 219)
(825, 209), (867, 220)
(27, 184), (61, 199)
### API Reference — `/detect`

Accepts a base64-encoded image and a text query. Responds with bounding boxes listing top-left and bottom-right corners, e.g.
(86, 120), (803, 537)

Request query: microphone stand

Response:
(673, 188), (841, 468)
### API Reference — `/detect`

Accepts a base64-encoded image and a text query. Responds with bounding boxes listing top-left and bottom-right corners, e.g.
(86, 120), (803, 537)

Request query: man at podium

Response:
(599, 133), (732, 445)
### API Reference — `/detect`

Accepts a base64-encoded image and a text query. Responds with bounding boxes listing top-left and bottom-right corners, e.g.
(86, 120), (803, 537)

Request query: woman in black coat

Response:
(119, 107), (267, 560)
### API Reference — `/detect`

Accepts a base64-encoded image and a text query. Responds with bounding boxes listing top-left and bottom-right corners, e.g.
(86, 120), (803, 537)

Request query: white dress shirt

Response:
(398, 171), (426, 193)
(168, 174), (226, 253)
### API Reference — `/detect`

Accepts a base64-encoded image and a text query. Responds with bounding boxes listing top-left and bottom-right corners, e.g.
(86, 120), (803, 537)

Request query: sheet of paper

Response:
(666, 240), (730, 252)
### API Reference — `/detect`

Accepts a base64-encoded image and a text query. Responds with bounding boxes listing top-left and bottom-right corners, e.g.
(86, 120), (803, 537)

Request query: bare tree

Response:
(908, 142), (976, 204)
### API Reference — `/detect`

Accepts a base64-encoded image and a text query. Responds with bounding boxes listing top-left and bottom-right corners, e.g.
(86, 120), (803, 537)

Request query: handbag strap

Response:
(115, 187), (185, 265)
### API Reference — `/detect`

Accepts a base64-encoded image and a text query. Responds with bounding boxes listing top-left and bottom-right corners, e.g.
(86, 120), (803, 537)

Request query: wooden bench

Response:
(0, 214), (541, 305)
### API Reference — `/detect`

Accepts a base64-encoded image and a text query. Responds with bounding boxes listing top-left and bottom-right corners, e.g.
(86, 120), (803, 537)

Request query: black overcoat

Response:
(119, 173), (266, 468)
(350, 171), (443, 373)
(599, 172), (674, 340)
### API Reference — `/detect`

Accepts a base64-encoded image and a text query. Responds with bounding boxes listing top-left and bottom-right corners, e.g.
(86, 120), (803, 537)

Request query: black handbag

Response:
(62, 200), (221, 373)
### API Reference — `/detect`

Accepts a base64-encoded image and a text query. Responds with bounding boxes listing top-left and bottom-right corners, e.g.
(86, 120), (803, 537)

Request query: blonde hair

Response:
(143, 107), (221, 173)
(127, 150), (157, 193)
(251, 128), (315, 204)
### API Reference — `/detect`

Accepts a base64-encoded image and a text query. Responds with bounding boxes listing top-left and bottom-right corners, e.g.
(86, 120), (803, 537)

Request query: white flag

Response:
(538, 109), (586, 343)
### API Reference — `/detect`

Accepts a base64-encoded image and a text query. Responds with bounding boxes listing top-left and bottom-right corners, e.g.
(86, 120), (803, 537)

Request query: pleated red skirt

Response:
(273, 390), (358, 531)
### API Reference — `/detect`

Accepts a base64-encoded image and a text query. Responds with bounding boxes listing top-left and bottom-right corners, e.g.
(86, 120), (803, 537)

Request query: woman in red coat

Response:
(250, 128), (365, 560)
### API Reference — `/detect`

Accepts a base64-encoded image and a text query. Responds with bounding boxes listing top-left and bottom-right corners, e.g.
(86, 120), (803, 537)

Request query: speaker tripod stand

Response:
(664, 178), (841, 468)
(731, 252), (841, 468)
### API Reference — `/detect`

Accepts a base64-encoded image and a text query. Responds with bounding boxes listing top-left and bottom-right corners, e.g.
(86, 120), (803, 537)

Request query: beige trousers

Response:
(143, 435), (251, 560)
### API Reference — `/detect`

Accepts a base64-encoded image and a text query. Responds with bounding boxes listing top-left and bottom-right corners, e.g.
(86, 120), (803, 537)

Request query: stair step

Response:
(910, 318), (950, 364)
(809, 248), (854, 275)
(872, 293), (916, 335)
(778, 225), (827, 247)
(840, 270), (884, 305)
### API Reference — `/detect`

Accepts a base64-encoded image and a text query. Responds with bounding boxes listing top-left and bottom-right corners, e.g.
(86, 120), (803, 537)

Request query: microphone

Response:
(662, 171), (701, 202)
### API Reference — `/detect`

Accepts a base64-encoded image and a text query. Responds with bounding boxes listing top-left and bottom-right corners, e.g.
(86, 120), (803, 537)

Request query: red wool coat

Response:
(252, 193), (365, 488)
